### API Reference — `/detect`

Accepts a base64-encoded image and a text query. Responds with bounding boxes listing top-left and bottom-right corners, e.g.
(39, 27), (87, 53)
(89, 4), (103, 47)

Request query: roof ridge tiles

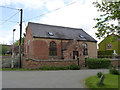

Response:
(28, 22), (83, 31)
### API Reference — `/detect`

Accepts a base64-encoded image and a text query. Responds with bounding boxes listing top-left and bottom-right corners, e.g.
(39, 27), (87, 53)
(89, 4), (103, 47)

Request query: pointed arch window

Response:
(82, 43), (88, 55)
(49, 41), (57, 56)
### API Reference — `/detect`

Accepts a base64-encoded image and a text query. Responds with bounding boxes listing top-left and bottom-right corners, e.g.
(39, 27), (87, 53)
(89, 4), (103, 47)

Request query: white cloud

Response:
(45, 0), (65, 11)
(0, 23), (25, 45)
(0, 0), (45, 9)
(1, 0), (113, 45)
(40, 0), (99, 40)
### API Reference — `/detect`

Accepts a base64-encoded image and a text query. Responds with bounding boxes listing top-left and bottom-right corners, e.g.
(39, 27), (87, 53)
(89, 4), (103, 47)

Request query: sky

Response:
(0, 0), (116, 45)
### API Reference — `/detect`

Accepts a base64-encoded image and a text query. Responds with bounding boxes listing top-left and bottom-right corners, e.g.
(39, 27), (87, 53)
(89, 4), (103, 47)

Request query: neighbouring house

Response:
(23, 22), (97, 69)
(98, 34), (120, 57)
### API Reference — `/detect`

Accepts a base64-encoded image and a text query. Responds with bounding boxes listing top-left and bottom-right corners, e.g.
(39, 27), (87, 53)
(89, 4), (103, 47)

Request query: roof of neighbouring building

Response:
(28, 22), (97, 42)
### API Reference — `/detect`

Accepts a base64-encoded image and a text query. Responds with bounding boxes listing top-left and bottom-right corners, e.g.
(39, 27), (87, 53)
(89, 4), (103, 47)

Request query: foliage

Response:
(14, 27), (26, 45)
(14, 38), (25, 46)
(97, 72), (103, 78)
(109, 68), (119, 75)
(98, 50), (113, 58)
(1, 64), (80, 71)
(69, 64), (80, 70)
(2, 46), (9, 55)
(85, 74), (119, 89)
(86, 58), (111, 69)
(93, 1), (120, 39)
(40, 64), (80, 70)
(39, 66), (69, 70)
(98, 34), (120, 55)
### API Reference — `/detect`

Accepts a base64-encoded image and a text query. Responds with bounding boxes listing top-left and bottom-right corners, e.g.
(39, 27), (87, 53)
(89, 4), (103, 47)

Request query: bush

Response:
(98, 50), (113, 58)
(39, 64), (80, 70)
(86, 58), (111, 69)
(2, 46), (9, 55)
(40, 66), (69, 70)
(97, 72), (103, 78)
(109, 68), (119, 75)
(69, 64), (80, 70)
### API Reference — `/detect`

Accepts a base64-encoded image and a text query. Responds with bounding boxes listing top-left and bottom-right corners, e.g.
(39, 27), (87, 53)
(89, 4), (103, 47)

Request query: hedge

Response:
(39, 64), (80, 70)
(98, 50), (113, 58)
(86, 58), (111, 69)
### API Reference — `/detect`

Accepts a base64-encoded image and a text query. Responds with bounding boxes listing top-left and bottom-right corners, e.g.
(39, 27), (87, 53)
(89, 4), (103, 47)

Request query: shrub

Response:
(109, 68), (119, 75)
(39, 64), (80, 70)
(97, 72), (103, 78)
(98, 50), (113, 58)
(69, 64), (80, 70)
(2, 46), (9, 55)
(40, 66), (69, 70)
(86, 58), (111, 69)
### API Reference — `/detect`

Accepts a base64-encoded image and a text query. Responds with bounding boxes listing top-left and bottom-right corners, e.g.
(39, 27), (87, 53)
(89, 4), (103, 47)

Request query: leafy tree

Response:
(2, 46), (9, 55)
(14, 27), (27, 46)
(93, 1), (120, 39)
(14, 38), (24, 46)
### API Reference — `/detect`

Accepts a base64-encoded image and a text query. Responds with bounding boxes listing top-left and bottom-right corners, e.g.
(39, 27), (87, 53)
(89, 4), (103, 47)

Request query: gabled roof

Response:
(28, 22), (97, 42)
(98, 34), (120, 45)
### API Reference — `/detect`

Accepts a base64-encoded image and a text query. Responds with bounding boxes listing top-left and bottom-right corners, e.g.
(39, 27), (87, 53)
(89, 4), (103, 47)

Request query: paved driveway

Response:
(2, 69), (109, 88)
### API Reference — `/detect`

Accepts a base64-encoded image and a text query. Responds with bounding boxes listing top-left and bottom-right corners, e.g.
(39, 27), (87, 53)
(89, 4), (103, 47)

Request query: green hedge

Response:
(98, 50), (113, 58)
(86, 58), (111, 69)
(39, 64), (80, 70)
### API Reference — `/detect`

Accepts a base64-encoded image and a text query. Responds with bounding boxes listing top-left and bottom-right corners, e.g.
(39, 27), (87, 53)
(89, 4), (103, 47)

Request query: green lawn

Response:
(85, 74), (119, 90)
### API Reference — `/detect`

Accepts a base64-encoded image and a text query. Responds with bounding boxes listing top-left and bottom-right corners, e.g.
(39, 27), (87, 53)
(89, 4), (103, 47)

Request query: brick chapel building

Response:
(23, 22), (97, 69)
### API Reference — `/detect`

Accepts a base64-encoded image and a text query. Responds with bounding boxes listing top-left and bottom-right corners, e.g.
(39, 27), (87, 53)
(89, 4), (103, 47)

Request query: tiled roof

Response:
(28, 22), (97, 42)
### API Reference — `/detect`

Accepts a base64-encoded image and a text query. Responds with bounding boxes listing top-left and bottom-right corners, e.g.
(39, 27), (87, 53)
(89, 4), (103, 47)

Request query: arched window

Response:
(49, 41), (57, 56)
(82, 43), (88, 55)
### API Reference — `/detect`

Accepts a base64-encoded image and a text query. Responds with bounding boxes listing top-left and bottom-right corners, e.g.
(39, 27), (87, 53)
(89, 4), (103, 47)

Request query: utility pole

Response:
(19, 9), (23, 68)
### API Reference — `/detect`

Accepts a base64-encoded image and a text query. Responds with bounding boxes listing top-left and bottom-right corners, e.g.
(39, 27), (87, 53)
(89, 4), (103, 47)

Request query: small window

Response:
(48, 32), (54, 36)
(79, 35), (84, 38)
(107, 44), (110, 48)
(107, 44), (112, 48)
(110, 44), (112, 48)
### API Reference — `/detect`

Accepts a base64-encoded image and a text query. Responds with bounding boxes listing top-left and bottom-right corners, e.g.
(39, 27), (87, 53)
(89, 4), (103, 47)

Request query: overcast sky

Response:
(0, 0), (109, 45)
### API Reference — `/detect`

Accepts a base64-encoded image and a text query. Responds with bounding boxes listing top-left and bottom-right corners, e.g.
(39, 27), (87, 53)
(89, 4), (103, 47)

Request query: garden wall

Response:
(22, 57), (85, 69)
(2, 55), (19, 68)
(110, 59), (120, 67)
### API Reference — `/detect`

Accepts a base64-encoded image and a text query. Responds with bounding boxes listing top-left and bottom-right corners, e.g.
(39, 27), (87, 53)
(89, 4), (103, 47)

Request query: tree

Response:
(14, 38), (24, 46)
(93, 1), (120, 39)
(14, 27), (27, 46)
(2, 46), (9, 55)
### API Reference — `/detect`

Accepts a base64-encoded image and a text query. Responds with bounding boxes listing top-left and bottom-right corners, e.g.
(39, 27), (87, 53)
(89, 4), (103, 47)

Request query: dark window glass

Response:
(82, 43), (88, 55)
(49, 41), (57, 56)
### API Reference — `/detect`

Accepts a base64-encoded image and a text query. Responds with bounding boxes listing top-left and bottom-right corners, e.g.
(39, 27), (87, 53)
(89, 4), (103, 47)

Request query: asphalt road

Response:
(2, 69), (109, 88)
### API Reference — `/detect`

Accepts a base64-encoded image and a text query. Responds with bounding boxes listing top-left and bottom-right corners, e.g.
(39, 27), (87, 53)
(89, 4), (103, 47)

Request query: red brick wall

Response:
(24, 25), (34, 57)
(22, 57), (85, 69)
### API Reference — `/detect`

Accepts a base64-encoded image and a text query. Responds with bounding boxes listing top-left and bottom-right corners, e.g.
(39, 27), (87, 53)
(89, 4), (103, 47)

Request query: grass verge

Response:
(85, 74), (119, 90)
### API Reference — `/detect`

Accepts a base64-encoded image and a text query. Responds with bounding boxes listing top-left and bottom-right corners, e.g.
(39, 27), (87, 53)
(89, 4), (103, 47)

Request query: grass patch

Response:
(85, 74), (119, 90)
